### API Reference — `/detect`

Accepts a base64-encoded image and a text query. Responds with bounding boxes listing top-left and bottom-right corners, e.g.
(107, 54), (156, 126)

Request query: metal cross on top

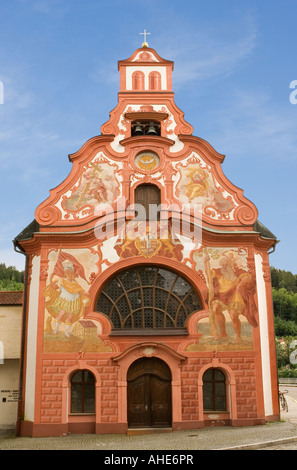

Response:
(140, 29), (150, 47)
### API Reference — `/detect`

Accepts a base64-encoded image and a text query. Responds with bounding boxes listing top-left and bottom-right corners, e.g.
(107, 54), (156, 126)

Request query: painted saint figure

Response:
(204, 250), (258, 341)
(44, 254), (89, 337)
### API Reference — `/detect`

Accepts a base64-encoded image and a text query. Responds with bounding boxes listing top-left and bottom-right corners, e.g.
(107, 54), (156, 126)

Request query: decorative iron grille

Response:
(95, 266), (202, 333)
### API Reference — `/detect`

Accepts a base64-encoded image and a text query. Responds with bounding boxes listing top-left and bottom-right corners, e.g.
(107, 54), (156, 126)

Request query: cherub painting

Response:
(184, 167), (209, 200)
(114, 221), (184, 260)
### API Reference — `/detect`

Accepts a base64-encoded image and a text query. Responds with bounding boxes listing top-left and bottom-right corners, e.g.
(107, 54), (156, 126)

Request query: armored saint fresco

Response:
(43, 249), (112, 353)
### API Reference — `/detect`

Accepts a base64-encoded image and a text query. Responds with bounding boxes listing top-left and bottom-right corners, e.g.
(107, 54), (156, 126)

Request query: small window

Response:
(203, 368), (226, 411)
(149, 71), (161, 90)
(132, 71), (144, 90)
(135, 184), (161, 220)
(70, 370), (95, 414)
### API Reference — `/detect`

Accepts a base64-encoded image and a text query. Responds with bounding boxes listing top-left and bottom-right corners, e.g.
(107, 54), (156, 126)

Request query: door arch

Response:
(127, 357), (172, 428)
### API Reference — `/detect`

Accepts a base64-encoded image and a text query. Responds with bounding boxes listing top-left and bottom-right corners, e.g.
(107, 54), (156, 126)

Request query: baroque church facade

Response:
(14, 41), (279, 437)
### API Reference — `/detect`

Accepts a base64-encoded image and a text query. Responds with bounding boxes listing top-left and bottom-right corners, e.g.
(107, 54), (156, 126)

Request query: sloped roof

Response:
(253, 220), (277, 240)
(0, 291), (23, 305)
(13, 219), (39, 243)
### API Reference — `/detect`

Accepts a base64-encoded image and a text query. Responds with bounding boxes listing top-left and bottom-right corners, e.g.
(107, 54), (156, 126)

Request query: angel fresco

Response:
(184, 167), (209, 200)
(176, 163), (235, 217)
(43, 251), (89, 337)
(62, 161), (118, 215)
(202, 249), (258, 342)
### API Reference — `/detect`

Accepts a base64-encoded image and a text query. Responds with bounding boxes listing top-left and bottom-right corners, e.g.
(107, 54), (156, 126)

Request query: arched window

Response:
(132, 71), (145, 90)
(203, 368), (226, 411)
(149, 71), (161, 90)
(134, 183), (161, 220)
(95, 266), (202, 334)
(70, 370), (95, 414)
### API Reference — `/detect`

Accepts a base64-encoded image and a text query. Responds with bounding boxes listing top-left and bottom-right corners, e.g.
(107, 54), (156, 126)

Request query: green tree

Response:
(272, 287), (297, 322)
(274, 316), (297, 336)
(0, 263), (24, 291)
(270, 267), (297, 293)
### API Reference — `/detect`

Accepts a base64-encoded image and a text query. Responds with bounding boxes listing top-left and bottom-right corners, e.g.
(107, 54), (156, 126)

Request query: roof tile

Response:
(0, 291), (23, 305)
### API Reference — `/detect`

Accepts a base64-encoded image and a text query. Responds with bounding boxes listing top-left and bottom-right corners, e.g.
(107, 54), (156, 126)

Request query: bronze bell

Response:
(133, 122), (143, 136)
(147, 122), (158, 135)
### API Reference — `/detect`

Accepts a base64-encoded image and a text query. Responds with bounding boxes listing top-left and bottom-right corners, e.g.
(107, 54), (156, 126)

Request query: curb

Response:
(219, 435), (297, 450)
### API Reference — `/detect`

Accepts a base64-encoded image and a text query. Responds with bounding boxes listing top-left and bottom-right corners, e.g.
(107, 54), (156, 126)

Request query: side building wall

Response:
(0, 294), (23, 428)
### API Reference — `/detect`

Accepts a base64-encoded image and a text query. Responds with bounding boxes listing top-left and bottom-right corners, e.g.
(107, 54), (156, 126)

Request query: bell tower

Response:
(100, 38), (193, 154)
(118, 43), (174, 93)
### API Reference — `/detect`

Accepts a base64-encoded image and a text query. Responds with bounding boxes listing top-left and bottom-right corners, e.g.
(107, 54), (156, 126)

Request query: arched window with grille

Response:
(203, 368), (227, 411)
(70, 370), (95, 414)
(95, 266), (202, 335)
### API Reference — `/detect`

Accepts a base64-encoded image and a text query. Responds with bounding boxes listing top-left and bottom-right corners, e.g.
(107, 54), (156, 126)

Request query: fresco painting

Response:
(61, 159), (120, 217)
(43, 248), (112, 353)
(176, 162), (236, 219)
(188, 247), (258, 351)
(114, 221), (184, 260)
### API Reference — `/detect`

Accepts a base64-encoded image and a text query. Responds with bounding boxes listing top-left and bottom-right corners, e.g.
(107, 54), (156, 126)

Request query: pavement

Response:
(1, 387), (297, 451)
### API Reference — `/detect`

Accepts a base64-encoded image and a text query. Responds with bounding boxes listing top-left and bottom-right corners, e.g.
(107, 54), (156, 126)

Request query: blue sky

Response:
(0, 0), (296, 274)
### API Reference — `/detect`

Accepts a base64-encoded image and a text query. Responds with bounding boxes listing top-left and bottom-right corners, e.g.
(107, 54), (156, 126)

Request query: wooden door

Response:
(150, 375), (172, 426)
(127, 375), (150, 427)
(134, 184), (161, 220)
(127, 358), (172, 428)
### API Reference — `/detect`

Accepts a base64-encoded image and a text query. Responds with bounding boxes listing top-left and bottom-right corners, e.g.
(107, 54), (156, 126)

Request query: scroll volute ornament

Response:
(36, 204), (61, 226)
(235, 204), (258, 225)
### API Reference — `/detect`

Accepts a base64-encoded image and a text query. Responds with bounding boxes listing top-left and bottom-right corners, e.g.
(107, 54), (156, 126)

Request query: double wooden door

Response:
(127, 358), (172, 428)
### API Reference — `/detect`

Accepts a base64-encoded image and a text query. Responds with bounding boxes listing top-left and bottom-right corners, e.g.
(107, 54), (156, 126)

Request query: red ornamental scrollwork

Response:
(39, 266), (48, 282)
(179, 125), (192, 135)
(262, 260), (271, 283)
(163, 117), (174, 135)
(37, 205), (61, 225)
(236, 205), (257, 225)
(101, 123), (115, 135)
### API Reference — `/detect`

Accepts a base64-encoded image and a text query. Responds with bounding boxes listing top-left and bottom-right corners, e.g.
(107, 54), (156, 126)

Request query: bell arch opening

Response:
(94, 265), (202, 335)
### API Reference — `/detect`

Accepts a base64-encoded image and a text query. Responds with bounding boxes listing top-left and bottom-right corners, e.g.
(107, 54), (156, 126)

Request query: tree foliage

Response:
(270, 266), (297, 337)
(271, 266), (297, 293)
(0, 263), (24, 291)
(274, 315), (297, 336)
(272, 287), (297, 322)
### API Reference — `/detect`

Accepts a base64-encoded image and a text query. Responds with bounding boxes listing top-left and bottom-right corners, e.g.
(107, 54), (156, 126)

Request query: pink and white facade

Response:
(14, 44), (279, 437)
